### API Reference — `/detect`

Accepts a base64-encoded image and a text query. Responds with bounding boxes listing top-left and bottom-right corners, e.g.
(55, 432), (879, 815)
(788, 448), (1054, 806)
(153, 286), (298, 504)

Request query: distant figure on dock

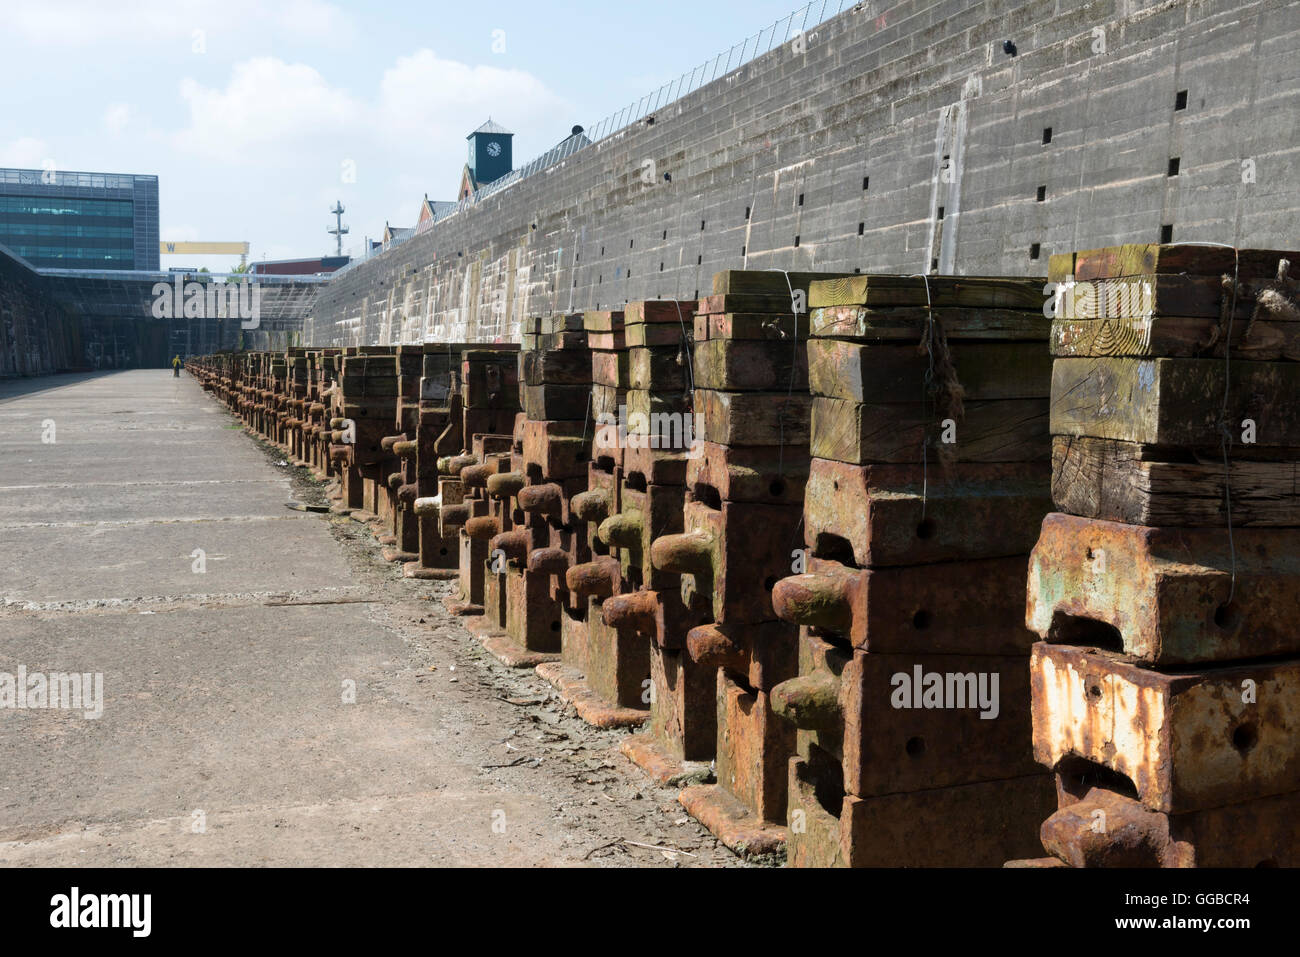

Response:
(172, 355), (182, 378)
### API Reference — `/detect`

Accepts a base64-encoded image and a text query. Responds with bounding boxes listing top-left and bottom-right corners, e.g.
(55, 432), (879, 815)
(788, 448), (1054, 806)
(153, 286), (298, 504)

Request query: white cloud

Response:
(172, 57), (362, 161)
(169, 48), (577, 196)
(0, 137), (52, 168)
(103, 104), (132, 136)
(376, 49), (573, 146)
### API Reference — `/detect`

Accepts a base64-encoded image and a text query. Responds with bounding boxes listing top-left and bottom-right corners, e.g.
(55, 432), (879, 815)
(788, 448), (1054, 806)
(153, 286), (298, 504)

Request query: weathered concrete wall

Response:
(0, 248), (81, 377)
(306, 0), (1300, 347)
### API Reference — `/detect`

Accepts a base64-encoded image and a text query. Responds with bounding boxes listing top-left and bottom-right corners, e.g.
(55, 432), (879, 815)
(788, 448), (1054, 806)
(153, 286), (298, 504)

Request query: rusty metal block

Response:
(685, 441), (809, 506)
(482, 559), (507, 630)
(453, 528), (489, 611)
(1027, 512), (1300, 666)
(573, 469), (619, 551)
(804, 458), (1050, 567)
(602, 586), (704, 652)
(1041, 785), (1300, 868)
(621, 442), (690, 486)
(643, 646), (717, 763)
(599, 483), (686, 589)
(1031, 642), (1300, 813)
(651, 498), (806, 625)
(838, 650), (1040, 797)
(786, 757), (1056, 867)
(504, 565), (563, 653)
(521, 420), (590, 480)
(772, 630), (850, 768)
(687, 621), (798, 691)
(585, 595), (651, 710)
(485, 471), (525, 506)
(566, 556), (621, 601)
(712, 669), (797, 825)
(772, 556), (1036, 655)
(560, 602), (590, 677)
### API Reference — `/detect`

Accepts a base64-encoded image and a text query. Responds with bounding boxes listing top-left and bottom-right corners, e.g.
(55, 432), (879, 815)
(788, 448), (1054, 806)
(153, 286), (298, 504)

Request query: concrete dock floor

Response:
(0, 371), (746, 867)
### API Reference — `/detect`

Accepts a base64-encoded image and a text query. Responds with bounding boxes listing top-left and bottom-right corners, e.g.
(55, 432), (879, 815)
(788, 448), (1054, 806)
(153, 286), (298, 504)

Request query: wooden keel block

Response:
(1050, 356), (1300, 449)
(807, 339), (1051, 403)
(1051, 435), (1300, 527)
(811, 394), (1049, 465)
(809, 305), (1046, 342)
(809, 274), (1045, 310)
(1054, 243), (1300, 283)
(693, 338), (809, 392)
(696, 389), (812, 448)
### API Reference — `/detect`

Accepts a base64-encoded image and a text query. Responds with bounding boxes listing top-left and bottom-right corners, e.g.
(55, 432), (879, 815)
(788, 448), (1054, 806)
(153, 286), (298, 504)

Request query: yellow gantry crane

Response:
(159, 241), (250, 267)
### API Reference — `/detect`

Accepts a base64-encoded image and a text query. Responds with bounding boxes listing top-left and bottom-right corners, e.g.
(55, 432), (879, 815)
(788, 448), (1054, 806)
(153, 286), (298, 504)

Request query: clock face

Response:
(486, 141), (501, 157)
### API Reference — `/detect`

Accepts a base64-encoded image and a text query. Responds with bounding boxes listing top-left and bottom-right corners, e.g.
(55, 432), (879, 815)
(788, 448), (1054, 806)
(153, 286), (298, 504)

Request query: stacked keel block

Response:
(405, 344), (481, 579)
(440, 349), (521, 614)
(534, 308), (652, 727)
(567, 302), (713, 734)
(664, 272), (837, 855)
(771, 273), (1057, 866)
(597, 300), (712, 777)
(1024, 244), (1300, 867)
(618, 274), (842, 852)
(468, 315), (590, 667)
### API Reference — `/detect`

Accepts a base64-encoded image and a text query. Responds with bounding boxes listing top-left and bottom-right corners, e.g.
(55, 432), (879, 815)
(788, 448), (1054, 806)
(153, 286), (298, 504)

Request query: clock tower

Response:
(466, 119), (513, 187)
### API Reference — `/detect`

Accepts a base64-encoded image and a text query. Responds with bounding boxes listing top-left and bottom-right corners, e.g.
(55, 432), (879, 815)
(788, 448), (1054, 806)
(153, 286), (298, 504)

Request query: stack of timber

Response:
(465, 315), (592, 666)
(667, 271), (836, 856)
(1019, 243), (1300, 867)
(771, 272), (1057, 867)
(403, 344), (484, 579)
(533, 307), (655, 727)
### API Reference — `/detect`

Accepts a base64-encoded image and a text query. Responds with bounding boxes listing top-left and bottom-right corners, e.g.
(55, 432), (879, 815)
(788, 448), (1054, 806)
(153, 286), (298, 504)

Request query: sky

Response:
(0, 0), (825, 273)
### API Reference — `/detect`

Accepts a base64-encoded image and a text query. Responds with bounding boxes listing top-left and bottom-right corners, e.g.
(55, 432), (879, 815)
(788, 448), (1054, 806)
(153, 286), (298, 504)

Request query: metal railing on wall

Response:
(335, 0), (850, 277)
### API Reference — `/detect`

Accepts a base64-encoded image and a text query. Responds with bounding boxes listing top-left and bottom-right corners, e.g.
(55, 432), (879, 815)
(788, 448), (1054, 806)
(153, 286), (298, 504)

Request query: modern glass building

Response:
(0, 167), (159, 271)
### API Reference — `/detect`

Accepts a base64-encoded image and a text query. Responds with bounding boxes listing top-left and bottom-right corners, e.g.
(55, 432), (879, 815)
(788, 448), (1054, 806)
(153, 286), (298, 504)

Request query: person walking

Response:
(172, 355), (182, 378)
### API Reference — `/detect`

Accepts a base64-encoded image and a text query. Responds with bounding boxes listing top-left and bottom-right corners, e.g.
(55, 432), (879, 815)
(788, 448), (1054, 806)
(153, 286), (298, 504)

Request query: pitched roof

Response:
(468, 118), (512, 138)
